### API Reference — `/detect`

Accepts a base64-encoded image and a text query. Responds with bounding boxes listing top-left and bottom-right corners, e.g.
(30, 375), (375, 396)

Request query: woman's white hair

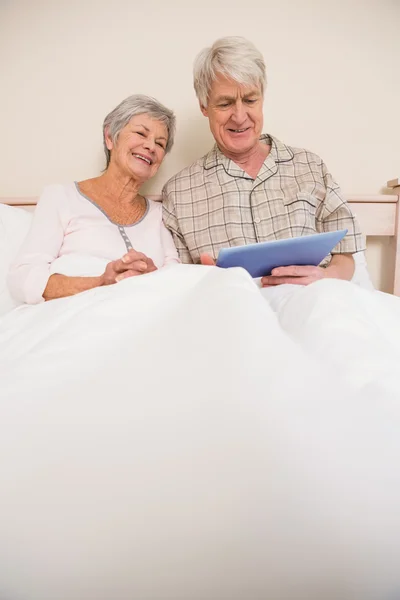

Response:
(193, 36), (266, 107)
(102, 94), (176, 167)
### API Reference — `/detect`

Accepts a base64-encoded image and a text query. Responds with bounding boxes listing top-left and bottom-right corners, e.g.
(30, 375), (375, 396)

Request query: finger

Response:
(145, 258), (157, 271)
(200, 253), (216, 266)
(270, 265), (318, 277)
(121, 250), (147, 264)
(261, 276), (312, 287)
(115, 269), (145, 282)
(145, 263), (158, 273)
(113, 258), (147, 274)
(112, 259), (128, 274)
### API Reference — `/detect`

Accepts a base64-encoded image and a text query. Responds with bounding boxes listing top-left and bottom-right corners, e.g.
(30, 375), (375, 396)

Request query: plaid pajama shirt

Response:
(162, 134), (365, 265)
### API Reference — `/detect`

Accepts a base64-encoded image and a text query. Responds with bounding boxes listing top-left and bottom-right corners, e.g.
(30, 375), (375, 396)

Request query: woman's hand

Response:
(101, 249), (157, 285)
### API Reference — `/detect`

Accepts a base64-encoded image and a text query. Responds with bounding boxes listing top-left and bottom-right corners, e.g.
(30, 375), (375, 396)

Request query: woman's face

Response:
(106, 114), (168, 182)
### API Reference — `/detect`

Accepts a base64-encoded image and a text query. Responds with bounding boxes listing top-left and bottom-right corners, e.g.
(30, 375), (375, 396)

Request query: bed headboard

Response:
(1, 197), (38, 206)
(2, 186), (400, 294)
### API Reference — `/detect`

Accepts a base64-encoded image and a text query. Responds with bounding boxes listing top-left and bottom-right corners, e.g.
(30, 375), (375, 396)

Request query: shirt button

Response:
(254, 217), (261, 224)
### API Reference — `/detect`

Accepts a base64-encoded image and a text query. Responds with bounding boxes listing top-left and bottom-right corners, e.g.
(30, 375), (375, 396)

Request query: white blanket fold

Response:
(1, 266), (399, 600)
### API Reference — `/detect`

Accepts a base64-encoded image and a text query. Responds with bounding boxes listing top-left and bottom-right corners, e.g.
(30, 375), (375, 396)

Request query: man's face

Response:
(200, 73), (264, 158)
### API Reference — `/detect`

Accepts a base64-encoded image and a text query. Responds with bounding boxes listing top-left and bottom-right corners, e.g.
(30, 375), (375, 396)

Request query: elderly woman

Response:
(163, 37), (365, 286)
(8, 95), (179, 304)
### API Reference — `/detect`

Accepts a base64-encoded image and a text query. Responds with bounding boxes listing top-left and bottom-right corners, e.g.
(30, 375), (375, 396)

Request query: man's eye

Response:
(245, 99), (257, 104)
(218, 103), (229, 108)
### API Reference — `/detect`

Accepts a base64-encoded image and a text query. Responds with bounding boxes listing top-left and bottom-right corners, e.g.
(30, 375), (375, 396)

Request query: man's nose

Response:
(231, 100), (246, 124)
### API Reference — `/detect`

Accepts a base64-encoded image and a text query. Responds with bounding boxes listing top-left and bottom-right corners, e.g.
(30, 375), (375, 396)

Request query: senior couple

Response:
(8, 36), (363, 304)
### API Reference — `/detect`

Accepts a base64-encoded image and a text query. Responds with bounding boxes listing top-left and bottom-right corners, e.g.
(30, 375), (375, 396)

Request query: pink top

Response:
(8, 183), (180, 304)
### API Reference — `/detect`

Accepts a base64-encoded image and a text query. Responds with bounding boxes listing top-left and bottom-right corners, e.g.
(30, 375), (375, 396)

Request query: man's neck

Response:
(222, 141), (271, 179)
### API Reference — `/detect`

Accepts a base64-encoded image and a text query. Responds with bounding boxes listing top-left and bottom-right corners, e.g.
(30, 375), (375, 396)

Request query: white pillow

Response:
(0, 204), (33, 316)
(351, 251), (375, 291)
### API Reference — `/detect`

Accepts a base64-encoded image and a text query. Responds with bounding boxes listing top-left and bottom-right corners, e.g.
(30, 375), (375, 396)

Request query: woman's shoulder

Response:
(38, 182), (77, 203)
(35, 183), (79, 222)
(145, 197), (163, 215)
(145, 194), (162, 205)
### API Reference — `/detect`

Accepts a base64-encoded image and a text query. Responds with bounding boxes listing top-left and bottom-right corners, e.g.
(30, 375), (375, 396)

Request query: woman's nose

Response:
(142, 137), (155, 151)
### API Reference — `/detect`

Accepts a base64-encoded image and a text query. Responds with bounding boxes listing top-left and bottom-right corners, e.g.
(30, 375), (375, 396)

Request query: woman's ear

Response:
(104, 126), (113, 150)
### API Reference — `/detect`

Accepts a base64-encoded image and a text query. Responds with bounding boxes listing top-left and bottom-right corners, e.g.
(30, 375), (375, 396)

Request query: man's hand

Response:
(262, 255), (354, 287)
(101, 249), (157, 285)
(261, 265), (326, 287)
(200, 253), (216, 266)
(200, 256), (328, 287)
(200, 252), (354, 286)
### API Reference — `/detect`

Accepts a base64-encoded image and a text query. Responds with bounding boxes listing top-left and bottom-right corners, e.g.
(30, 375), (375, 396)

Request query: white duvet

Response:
(1, 265), (400, 600)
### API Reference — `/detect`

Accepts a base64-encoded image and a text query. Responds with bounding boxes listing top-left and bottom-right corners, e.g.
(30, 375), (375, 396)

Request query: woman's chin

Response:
(126, 166), (157, 183)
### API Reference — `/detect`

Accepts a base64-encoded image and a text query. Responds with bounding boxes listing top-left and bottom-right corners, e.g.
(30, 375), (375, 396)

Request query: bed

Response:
(1, 186), (400, 600)
(2, 183), (400, 293)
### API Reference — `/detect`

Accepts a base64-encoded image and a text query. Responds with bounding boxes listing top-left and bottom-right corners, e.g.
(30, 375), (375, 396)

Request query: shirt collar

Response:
(203, 134), (294, 172)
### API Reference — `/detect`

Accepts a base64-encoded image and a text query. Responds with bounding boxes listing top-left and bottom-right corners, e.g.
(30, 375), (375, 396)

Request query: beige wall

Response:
(0, 0), (399, 288)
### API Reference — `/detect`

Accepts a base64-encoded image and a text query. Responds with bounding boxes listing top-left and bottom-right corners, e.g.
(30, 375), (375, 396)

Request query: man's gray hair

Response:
(193, 36), (266, 107)
(102, 94), (176, 167)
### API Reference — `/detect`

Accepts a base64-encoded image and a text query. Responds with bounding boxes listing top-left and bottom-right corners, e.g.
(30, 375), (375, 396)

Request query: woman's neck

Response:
(99, 166), (142, 205)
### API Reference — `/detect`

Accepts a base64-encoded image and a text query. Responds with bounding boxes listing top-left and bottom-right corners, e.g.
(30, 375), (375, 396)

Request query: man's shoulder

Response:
(163, 153), (211, 194)
(291, 145), (324, 165)
(273, 136), (324, 168)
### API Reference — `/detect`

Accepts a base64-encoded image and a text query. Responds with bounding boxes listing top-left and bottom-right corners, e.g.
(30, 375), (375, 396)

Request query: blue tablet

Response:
(216, 230), (348, 278)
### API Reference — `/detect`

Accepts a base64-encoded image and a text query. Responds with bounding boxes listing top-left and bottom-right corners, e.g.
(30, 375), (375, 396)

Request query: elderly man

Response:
(162, 36), (364, 287)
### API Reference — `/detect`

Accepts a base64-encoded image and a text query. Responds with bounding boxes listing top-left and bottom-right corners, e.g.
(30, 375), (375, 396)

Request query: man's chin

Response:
(222, 140), (256, 156)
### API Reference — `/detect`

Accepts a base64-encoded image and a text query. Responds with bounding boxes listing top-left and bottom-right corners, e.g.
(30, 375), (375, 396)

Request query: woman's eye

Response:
(156, 142), (165, 149)
(136, 131), (145, 137)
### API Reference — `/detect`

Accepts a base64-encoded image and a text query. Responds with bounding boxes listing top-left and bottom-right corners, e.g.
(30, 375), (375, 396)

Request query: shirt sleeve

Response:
(160, 221), (181, 266)
(7, 185), (69, 304)
(162, 186), (194, 264)
(318, 161), (366, 254)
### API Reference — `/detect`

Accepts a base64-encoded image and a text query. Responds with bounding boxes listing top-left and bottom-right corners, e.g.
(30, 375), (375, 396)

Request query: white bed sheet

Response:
(0, 265), (399, 600)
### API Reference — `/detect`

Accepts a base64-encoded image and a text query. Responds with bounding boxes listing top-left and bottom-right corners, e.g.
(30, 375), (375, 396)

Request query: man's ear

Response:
(200, 101), (209, 117)
(104, 126), (113, 150)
